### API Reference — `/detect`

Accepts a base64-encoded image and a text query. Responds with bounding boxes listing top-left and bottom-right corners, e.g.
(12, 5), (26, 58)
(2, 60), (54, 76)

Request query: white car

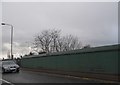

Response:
(1, 60), (20, 73)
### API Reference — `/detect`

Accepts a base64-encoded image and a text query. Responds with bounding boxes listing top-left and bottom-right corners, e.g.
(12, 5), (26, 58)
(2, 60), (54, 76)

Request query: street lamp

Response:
(1, 23), (14, 59)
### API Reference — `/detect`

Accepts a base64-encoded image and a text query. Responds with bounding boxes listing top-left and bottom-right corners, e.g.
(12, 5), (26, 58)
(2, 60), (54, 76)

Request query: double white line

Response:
(0, 79), (14, 85)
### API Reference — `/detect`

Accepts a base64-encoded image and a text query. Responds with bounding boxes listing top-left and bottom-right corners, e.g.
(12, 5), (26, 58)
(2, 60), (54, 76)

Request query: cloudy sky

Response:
(1, 2), (118, 59)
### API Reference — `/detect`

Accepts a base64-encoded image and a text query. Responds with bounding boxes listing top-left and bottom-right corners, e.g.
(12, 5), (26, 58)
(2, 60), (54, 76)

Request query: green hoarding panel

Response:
(21, 44), (119, 74)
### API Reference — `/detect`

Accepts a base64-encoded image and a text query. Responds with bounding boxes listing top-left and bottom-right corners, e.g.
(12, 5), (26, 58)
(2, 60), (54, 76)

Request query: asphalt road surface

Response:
(2, 69), (107, 84)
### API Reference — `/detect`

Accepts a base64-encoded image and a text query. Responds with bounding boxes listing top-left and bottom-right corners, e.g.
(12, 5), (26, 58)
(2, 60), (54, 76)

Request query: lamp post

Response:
(1, 23), (14, 59)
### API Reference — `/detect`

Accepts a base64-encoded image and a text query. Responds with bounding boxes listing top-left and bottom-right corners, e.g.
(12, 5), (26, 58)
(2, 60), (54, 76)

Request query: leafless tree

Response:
(50, 29), (61, 52)
(34, 29), (83, 53)
(34, 29), (53, 53)
(62, 35), (82, 51)
(57, 37), (64, 52)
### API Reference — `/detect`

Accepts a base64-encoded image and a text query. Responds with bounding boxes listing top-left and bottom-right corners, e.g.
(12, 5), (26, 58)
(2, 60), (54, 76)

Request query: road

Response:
(2, 69), (107, 84)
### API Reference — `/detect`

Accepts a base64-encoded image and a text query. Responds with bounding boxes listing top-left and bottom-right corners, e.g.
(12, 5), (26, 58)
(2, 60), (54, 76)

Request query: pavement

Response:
(1, 69), (111, 84)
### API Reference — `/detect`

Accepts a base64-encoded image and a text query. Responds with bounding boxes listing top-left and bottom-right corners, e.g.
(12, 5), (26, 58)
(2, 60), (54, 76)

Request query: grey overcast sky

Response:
(1, 2), (118, 58)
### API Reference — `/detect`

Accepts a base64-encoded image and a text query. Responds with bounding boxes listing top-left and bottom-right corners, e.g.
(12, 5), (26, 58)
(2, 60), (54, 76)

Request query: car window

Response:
(2, 61), (15, 65)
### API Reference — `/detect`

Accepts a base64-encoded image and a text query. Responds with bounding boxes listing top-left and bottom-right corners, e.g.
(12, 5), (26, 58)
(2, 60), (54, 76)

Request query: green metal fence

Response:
(21, 44), (119, 75)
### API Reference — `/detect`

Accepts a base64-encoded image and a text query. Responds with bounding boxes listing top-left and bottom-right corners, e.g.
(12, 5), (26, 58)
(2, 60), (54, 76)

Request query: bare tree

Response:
(57, 37), (64, 52)
(50, 29), (61, 52)
(62, 35), (82, 51)
(34, 29), (52, 53)
(34, 29), (83, 53)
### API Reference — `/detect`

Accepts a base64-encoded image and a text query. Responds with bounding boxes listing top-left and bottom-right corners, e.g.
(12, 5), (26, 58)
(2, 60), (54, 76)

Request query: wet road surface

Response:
(2, 69), (105, 84)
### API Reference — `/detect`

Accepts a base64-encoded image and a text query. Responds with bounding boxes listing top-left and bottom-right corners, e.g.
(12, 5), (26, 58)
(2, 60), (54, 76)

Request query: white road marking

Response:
(0, 79), (14, 85)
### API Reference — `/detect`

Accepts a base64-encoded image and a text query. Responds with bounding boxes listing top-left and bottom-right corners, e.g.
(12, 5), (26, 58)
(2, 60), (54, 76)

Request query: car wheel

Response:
(16, 68), (19, 73)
